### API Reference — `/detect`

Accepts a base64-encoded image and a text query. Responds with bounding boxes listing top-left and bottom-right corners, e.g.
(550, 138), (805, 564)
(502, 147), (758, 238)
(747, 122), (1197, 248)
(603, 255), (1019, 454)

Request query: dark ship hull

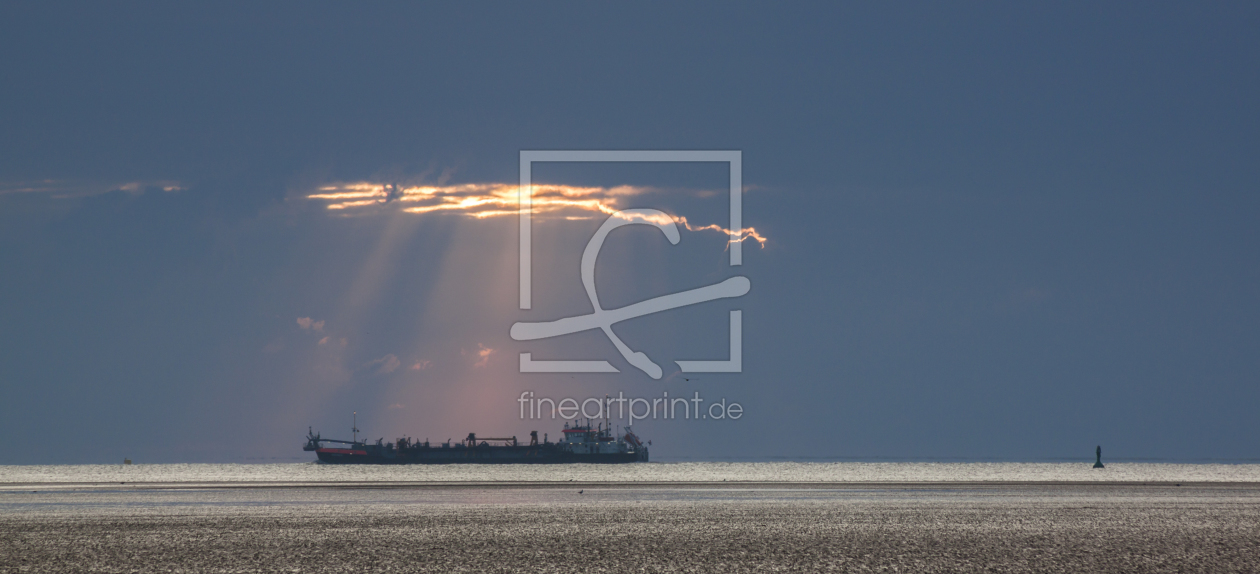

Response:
(314, 445), (645, 465)
(305, 422), (648, 465)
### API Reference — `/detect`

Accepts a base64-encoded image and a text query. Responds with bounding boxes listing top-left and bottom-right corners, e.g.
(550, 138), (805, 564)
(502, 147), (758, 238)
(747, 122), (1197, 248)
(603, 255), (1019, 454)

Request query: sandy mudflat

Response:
(2, 484), (1259, 573)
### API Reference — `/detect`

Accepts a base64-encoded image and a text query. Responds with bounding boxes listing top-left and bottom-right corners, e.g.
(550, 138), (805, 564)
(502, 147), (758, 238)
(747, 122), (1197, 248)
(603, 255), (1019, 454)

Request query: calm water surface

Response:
(2, 462), (1258, 485)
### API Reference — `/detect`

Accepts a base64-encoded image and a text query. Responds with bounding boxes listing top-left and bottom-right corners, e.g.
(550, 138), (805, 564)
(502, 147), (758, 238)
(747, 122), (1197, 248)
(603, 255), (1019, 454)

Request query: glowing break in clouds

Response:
(306, 182), (767, 247)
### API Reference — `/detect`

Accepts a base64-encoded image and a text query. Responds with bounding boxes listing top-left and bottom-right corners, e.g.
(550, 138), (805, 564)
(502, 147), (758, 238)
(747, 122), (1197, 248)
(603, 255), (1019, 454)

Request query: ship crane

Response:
(465, 433), (518, 447)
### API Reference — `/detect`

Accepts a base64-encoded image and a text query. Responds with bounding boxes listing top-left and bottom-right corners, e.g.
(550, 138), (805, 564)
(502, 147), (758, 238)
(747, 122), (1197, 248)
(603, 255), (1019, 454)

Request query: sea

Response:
(3, 460), (1260, 485)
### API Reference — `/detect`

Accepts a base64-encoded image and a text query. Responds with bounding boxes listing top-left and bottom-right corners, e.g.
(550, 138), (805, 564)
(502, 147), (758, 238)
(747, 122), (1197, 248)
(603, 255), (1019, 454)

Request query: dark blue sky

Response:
(2, 3), (1258, 463)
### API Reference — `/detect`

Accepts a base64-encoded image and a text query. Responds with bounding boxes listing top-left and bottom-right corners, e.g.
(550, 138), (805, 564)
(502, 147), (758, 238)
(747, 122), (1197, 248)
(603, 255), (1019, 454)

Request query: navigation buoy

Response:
(1093, 445), (1104, 469)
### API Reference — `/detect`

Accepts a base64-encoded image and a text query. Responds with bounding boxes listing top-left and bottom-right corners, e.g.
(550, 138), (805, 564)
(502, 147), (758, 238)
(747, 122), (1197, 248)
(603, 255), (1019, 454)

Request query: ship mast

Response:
(352, 411), (359, 445)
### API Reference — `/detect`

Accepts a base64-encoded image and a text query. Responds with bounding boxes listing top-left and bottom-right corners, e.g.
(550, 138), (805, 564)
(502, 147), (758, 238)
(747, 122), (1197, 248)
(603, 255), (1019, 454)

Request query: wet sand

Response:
(2, 483), (1259, 573)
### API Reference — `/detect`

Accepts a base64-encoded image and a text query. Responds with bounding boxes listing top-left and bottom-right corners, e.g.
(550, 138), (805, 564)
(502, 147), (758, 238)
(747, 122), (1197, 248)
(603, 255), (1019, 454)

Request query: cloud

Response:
(305, 181), (767, 247)
(306, 182), (650, 219)
(0, 179), (184, 199)
(464, 344), (496, 368)
(362, 354), (401, 375)
(669, 215), (767, 248)
(296, 317), (325, 331)
(387, 403), (406, 410)
(113, 181), (184, 194)
(410, 360), (432, 370)
(318, 336), (330, 345)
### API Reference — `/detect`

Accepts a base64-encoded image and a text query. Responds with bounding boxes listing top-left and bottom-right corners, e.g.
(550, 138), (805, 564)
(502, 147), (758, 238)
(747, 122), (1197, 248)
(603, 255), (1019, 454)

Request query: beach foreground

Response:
(2, 483), (1258, 573)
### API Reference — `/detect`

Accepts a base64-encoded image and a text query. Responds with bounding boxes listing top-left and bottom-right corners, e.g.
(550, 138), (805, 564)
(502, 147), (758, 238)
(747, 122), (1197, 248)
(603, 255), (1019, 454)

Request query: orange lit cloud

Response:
(306, 181), (766, 247)
(673, 216), (768, 248)
(464, 343), (496, 368)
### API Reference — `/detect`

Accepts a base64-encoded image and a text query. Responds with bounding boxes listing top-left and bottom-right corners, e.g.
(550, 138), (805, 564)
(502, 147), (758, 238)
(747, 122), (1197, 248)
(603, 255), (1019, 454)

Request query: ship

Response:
(302, 416), (648, 464)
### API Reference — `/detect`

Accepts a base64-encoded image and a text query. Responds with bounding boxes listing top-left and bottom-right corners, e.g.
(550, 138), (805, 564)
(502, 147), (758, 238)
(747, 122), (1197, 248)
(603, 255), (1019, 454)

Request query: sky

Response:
(2, 3), (1258, 464)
